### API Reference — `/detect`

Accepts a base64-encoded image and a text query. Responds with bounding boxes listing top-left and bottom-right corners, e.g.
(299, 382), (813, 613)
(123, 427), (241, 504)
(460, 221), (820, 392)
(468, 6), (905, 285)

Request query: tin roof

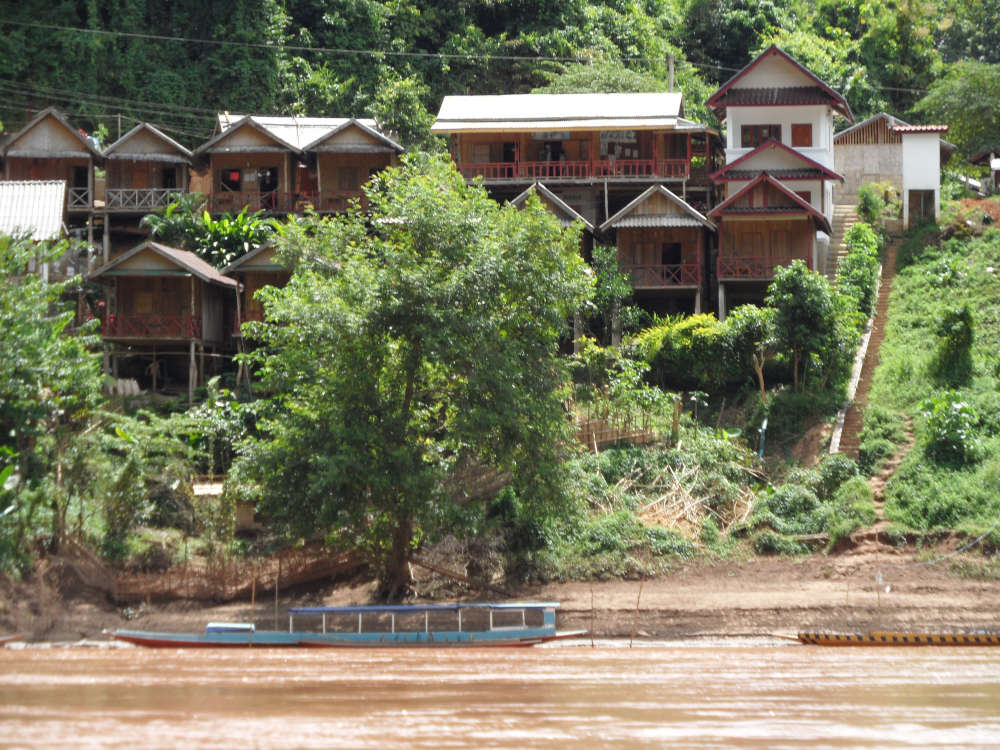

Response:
(432, 92), (686, 133)
(215, 114), (381, 150)
(90, 240), (237, 288)
(104, 122), (193, 162)
(0, 180), (66, 240)
(600, 184), (715, 232)
(509, 183), (594, 233)
(1, 107), (103, 160)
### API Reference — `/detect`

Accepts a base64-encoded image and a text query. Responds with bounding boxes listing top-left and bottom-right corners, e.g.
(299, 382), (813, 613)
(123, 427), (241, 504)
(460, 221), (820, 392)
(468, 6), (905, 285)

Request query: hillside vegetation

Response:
(1, 1), (998, 158)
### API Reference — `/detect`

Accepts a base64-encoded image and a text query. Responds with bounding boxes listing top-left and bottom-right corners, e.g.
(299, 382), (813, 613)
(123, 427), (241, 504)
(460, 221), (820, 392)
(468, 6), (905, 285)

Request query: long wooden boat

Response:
(295, 602), (586, 647)
(105, 602), (585, 648)
(105, 622), (302, 648)
(798, 631), (1000, 647)
(0, 633), (26, 645)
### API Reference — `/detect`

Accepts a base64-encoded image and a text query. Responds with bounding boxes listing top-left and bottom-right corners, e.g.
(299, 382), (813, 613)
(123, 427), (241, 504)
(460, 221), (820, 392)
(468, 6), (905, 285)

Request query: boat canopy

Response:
(289, 602), (559, 616)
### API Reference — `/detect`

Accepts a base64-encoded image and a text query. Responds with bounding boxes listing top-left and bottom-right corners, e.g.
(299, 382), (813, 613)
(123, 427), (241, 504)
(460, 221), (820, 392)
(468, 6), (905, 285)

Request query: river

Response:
(2, 641), (1000, 748)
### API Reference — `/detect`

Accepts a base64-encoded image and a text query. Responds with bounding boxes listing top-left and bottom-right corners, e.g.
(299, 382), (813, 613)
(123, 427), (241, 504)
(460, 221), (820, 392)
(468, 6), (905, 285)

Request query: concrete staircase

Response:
(827, 204), (860, 283)
(837, 237), (901, 458)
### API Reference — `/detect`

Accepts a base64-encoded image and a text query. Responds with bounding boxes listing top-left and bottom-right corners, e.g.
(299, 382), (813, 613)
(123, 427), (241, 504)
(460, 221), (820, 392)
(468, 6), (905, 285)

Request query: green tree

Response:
(0, 236), (104, 572)
(765, 260), (840, 392)
(913, 61), (1000, 159)
(141, 197), (274, 268)
(234, 155), (592, 599)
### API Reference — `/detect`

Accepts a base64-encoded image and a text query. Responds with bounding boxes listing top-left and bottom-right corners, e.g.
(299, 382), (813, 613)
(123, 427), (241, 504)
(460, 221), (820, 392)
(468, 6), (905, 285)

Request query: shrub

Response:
(857, 183), (886, 224)
(858, 437), (896, 475)
(920, 391), (979, 465)
(754, 530), (809, 555)
(824, 476), (877, 546)
(631, 314), (731, 391)
(817, 454), (860, 499)
(837, 222), (881, 318)
(930, 304), (974, 386)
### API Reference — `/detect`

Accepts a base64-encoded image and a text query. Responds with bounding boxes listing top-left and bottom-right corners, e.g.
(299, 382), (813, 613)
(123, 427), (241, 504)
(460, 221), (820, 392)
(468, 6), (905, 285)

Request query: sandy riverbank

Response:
(2, 541), (999, 643)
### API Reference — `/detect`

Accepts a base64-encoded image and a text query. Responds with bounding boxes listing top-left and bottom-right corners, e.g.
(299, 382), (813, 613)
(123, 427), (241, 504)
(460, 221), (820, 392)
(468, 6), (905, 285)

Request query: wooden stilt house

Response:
(88, 240), (238, 402)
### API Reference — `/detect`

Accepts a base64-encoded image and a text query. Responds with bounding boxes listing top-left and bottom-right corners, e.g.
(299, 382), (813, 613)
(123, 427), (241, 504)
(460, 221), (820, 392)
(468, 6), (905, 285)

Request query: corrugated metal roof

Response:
(0, 180), (66, 240)
(217, 114), (380, 150)
(611, 215), (706, 228)
(432, 92), (683, 132)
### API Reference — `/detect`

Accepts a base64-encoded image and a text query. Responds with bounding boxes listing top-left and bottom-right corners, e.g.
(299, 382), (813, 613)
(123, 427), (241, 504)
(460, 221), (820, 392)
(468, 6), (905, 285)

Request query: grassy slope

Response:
(865, 215), (1000, 536)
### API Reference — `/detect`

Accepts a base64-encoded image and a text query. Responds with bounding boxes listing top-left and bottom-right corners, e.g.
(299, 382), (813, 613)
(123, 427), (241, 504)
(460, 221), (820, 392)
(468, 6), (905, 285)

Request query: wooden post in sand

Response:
(274, 555), (281, 630)
(250, 564), (256, 626)
(630, 571), (646, 648)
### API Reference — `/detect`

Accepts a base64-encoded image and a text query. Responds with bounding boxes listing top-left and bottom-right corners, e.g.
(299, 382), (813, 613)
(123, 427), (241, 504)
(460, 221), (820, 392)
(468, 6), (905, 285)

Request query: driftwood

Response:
(410, 556), (512, 598)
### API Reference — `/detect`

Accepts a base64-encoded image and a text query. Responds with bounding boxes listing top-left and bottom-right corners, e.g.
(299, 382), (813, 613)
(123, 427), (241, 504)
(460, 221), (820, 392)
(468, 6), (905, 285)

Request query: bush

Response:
(930, 304), (974, 386)
(825, 476), (877, 546)
(753, 530), (809, 555)
(837, 222), (881, 318)
(631, 313), (731, 391)
(857, 183), (886, 224)
(859, 437), (896, 475)
(817, 454), (860, 499)
(920, 391), (979, 465)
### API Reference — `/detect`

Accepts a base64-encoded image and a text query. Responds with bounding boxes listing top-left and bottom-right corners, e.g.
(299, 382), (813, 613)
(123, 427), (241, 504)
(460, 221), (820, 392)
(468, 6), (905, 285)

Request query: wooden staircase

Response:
(827, 204), (860, 283)
(837, 237), (902, 458)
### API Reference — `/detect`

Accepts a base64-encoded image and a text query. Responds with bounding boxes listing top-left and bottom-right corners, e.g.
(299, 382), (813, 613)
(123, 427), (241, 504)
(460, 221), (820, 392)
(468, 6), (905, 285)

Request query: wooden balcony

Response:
(456, 159), (692, 183)
(208, 191), (316, 214)
(717, 255), (803, 280)
(67, 187), (91, 210)
(102, 314), (202, 339)
(626, 263), (701, 288)
(105, 188), (180, 212)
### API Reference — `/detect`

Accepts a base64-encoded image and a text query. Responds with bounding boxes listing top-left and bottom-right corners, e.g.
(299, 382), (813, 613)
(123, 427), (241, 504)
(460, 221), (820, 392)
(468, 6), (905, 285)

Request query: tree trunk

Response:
(752, 352), (767, 405)
(377, 514), (414, 602)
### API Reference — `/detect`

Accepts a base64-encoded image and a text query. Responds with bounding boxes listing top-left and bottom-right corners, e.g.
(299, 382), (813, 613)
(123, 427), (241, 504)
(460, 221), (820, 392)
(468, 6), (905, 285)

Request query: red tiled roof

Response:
(892, 124), (949, 134)
(706, 45), (854, 122)
(713, 86), (833, 107)
(719, 168), (826, 181)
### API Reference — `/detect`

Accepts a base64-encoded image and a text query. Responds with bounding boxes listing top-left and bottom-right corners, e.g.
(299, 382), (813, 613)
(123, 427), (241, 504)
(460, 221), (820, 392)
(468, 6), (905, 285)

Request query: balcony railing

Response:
(717, 255), (802, 279)
(102, 314), (202, 339)
(105, 188), (179, 211)
(67, 187), (91, 209)
(456, 158), (692, 182)
(626, 263), (701, 288)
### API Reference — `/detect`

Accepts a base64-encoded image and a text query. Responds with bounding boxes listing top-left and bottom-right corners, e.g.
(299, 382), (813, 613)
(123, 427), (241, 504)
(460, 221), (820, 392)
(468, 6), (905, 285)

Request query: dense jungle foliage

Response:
(1, 1), (999, 157)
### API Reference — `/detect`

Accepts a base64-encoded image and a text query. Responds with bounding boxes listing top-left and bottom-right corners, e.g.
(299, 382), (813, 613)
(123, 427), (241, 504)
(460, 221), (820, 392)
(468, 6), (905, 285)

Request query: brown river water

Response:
(2, 641), (1000, 749)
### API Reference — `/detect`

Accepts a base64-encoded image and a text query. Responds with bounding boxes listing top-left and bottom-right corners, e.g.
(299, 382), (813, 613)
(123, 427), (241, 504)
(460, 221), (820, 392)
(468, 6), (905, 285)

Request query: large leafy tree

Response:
(234, 155), (592, 599)
(0, 236), (104, 571)
(765, 260), (843, 392)
(913, 61), (1000, 159)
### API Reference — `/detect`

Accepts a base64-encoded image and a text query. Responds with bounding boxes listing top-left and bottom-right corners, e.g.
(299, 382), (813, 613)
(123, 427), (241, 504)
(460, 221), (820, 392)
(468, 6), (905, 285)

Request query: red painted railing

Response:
(103, 314), (202, 338)
(717, 255), (802, 279)
(626, 264), (701, 287)
(455, 158), (692, 182)
(521, 160), (591, 180)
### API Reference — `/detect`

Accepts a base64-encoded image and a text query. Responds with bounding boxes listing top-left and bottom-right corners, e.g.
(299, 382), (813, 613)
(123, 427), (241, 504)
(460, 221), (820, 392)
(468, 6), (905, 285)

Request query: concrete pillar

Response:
(694, 289), (702, 315)
(102, 212), (110, 263)
(718, 283), (727, 322)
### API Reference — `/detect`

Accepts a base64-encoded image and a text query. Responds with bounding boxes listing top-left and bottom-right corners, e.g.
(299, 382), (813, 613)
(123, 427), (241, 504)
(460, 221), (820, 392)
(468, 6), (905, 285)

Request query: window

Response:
(220, 169), (241, 192)
(791, 124), (813, 147)
(338, 166), (360, 191)
(741, 124), (781, 148)
(661, 243), (683, 266)
(161, 167), (177, 190)
(796, 191), (812, 205)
